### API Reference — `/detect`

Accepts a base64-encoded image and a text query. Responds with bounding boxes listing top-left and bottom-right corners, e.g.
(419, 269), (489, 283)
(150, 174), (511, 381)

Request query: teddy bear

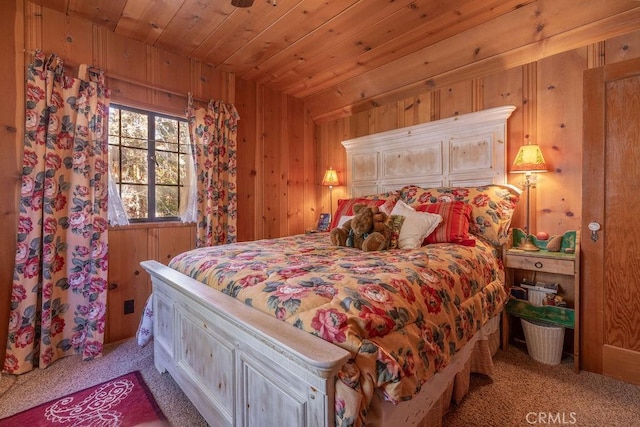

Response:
(329, 204), (391, 251)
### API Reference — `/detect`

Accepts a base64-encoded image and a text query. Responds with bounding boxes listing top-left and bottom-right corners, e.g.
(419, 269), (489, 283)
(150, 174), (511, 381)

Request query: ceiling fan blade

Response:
(231, 0), (254, 7)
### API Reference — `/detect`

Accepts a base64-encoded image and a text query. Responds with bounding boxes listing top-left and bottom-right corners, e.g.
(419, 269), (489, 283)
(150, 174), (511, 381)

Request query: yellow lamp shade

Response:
(512, 143), (548, 173)
(322, 168), (339, 187)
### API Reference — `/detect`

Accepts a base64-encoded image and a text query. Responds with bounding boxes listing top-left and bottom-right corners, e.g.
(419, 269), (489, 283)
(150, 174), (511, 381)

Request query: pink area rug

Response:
(0, 371), (166, 426)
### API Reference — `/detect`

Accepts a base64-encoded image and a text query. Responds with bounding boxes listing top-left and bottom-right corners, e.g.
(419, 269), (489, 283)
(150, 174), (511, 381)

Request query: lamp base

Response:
(520, 237), (540, 251)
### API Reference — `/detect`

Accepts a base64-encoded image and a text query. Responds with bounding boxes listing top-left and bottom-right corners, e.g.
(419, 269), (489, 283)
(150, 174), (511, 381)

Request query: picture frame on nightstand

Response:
(316, 213), (331, 232)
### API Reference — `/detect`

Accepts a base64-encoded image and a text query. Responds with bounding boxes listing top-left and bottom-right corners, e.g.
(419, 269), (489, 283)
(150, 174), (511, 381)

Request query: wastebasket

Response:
(521, 318), (565, 365)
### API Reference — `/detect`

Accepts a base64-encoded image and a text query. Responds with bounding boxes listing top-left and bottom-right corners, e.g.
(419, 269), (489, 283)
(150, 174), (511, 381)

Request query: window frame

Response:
(108, 103), (189, 223)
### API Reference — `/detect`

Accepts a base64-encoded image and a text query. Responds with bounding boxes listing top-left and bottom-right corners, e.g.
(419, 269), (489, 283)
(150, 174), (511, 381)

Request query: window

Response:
(108, 104), (190, 221)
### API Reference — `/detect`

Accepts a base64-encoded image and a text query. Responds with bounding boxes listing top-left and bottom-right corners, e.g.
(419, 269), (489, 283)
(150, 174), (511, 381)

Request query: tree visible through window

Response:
(108, 105), (189, 221)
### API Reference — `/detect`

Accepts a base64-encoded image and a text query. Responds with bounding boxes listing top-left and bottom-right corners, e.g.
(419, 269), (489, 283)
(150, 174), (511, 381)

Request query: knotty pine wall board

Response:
(37, 4), (93, 66)
(150, 48), (191, 98)
(235, 77), (259, 243)
(106, 227), (149, 343)
(152, 226), (196, 267)
(482, 66), (527, 229)
(191, 61), (235, 105)
(104, 27), (149, 83)
(315, 117), (350, 218)
(536, 49), (587, 235)
(606, 32), (640, 64)
(284, 95), (306, 236)
(302, 102), (318, 233)
(263, 86), (289, 239)
(0, 0), (23, 371)
(439, 81), (475, 121)
(399, 92), (434, 129)
(369, 102), (400, 136)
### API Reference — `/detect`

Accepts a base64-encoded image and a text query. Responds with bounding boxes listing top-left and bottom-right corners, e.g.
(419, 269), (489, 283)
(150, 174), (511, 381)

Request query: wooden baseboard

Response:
(602, 344), (640, 386)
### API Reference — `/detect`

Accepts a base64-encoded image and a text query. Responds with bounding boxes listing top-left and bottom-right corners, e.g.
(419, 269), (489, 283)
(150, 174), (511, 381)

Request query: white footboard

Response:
(140, 260), (351, 427)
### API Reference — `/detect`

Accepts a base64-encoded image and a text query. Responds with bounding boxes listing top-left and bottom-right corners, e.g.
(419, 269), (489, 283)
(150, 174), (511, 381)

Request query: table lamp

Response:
(511, 142), (548, 251)
(321, 167), (339, 218)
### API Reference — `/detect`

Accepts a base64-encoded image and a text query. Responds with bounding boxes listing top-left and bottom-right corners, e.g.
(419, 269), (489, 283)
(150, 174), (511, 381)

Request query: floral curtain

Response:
(3, 51), (110, 374)
(184, 95), (240, 247)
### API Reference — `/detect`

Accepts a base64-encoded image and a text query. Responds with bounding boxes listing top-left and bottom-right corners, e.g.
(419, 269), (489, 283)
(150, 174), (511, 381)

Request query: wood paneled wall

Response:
(0, 0), (23, 371)
(2, 0), (640, 354)
(23, 1), (233, 116)
(16, 0), (317, 243)
(315, 30), (640, 240)
(0, 0), (316, 349)
(234, 78), (317, 241)
(106, 223), (195, 343)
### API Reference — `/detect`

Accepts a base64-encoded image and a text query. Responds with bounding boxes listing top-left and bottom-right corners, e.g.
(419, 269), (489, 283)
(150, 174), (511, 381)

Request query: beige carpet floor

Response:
(443, 342), (640, 427)
(1, 338), (638, 426)
(0, 338), (207, 426)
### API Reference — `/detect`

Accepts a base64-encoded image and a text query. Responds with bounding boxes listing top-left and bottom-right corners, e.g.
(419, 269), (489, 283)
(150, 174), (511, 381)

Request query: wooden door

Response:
(582, 57), (640, 385)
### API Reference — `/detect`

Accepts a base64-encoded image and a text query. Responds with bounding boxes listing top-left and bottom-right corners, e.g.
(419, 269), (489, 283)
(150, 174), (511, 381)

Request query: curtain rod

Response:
(23, 49), (209, 104)
(107, 73), (208, 104)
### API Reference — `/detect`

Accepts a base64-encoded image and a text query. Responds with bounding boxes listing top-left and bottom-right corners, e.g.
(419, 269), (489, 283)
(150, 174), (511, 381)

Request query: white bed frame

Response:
(141, 105), (516, 427)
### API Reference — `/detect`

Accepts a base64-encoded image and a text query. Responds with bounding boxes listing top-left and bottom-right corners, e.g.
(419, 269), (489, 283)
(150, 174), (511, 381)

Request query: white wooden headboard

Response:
(341, 106), (516, 197)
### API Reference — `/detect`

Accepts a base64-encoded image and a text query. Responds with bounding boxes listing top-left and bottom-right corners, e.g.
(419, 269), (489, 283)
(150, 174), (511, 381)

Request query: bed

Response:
(140, 105), (519, 427)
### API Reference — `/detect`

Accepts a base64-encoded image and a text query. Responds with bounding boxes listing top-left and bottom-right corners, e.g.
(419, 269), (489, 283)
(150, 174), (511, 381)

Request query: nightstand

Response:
(502, 236), (581, 373)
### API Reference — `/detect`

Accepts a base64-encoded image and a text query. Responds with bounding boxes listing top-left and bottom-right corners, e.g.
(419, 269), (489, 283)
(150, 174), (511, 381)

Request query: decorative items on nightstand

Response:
(306, 213), (332, 234)
(510, 141), (549, 251)
(502, 229), (581, 372)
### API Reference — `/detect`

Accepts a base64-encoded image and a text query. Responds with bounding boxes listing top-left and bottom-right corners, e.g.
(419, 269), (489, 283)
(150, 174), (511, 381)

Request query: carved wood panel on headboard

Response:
(341, 106), (516, 197)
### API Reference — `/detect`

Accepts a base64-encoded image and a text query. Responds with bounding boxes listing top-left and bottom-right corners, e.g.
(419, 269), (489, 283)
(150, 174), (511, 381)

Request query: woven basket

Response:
(521, 318), (565, 365)
(522, 284), (556, 306)
(527, 288), (547, 306)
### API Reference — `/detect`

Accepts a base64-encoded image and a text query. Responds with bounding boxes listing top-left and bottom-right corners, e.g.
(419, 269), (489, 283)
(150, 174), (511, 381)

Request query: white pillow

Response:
(337, 215), (354, 228)
(390, 200), (442, 249)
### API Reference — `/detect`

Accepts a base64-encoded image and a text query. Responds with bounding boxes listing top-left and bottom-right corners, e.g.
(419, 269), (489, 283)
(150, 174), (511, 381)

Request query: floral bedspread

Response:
(169, 233), (508, 426)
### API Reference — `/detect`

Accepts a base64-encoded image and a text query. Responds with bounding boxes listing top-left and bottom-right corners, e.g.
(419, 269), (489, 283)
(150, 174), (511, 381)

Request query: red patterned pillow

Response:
(416, 202), (475, 246)
(330, 193), (398, 229)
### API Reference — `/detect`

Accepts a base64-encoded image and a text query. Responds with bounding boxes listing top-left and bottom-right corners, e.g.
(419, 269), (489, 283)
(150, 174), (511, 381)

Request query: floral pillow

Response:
(399, 184), (520, 246)
(330, 191), (399, 230)
(416, 201), (475, 246)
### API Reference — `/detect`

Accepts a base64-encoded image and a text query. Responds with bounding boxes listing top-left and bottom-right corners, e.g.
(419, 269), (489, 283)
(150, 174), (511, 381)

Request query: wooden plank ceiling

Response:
(32, 0), (640, 122)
